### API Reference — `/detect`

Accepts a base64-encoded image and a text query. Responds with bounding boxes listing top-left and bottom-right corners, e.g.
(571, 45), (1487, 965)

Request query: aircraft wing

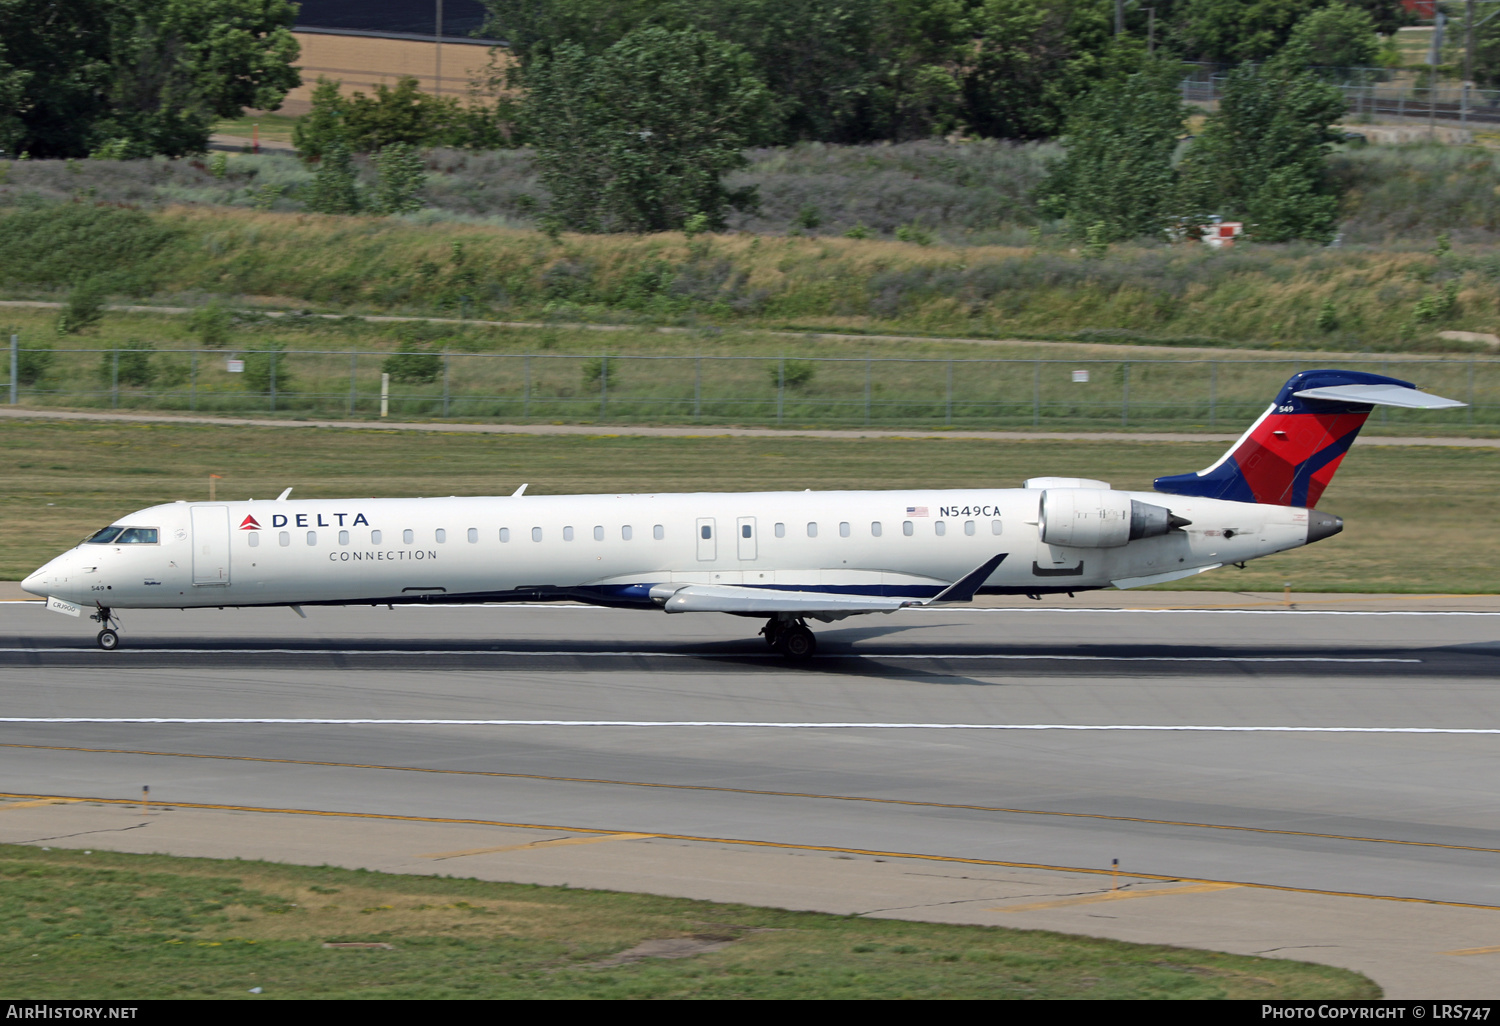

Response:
(657, 554), (1007, 621)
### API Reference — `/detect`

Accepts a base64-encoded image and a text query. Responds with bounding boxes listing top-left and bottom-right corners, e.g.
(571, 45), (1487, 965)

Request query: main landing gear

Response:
(90, 605), (120, 651)
(760, 616), (817, 660)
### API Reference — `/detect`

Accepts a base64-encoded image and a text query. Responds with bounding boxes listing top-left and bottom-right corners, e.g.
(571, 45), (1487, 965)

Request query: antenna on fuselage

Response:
(512, 484), (528, 496)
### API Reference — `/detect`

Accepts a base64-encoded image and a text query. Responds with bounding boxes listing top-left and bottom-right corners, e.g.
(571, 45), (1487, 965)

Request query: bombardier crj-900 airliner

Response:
(23, 370), (1464, 657)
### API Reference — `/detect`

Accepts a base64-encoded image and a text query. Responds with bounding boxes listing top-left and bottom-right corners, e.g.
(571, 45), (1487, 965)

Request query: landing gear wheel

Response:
(779, 625), (817, 660)
(96, 629), (119, 651)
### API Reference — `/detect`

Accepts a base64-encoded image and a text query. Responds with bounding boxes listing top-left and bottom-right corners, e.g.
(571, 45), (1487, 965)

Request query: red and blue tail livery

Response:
(1154, 370), (1465, 507)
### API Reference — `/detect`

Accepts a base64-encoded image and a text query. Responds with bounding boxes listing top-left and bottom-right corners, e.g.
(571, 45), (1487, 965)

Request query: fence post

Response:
(8, 333), (16, 405)
(523, 354), (531, 419)
(865, 358), (872, 426)
(1209, 361), (1217, 426)
(348, 352), (357, 416)
(945, 361), (953, 426)
(776, 357), (784, 426)
(1468, 358), (1476, 428)
(112, 349), (119, 409)
(693, 356), (701, 420)
(1033, 360), (1041, 427)
(599, 354), (607, 419)
(443, 353), (450, 418)
(269, 350), (277, 413)
(1121, 361), (1130, 427)
(190, 351), (197, 412)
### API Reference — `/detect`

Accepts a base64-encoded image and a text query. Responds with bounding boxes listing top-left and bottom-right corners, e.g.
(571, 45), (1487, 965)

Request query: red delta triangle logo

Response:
(239, 515), (261, 531)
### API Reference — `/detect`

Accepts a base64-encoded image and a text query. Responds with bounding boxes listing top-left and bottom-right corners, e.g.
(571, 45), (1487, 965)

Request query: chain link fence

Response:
(5, 340), (1498, 434)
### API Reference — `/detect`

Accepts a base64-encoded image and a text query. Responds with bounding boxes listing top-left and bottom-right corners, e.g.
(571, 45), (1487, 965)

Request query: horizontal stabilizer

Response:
(1292, 383), (1466, 409)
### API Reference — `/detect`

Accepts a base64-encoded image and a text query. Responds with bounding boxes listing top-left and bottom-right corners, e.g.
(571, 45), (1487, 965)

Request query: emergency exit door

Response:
(191, 505), (231, 586)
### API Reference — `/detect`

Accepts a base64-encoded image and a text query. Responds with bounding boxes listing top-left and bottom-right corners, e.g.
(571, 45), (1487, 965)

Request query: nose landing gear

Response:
(90, 605), (121, 651)
(760, 616), (817, 660)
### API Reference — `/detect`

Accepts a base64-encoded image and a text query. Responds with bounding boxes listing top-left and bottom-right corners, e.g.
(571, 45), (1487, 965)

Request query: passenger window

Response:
(435, 529), (446, 543)
(339, 530), (349, 545)
(964, 520), (976, 536)
(774, 523), (785, 538)
(742, 524), (752, 538)
(563, 526), (575, 541)
(839, 522), (850, 538)
(622, 525), (632, 540)
(468, 528), (478, 543)
(700, 525), (712, 540)
(279, 531), (290, 547)
(935, 521), (946, 536)
(532, 527), (542, 542)
(499, 528), (510, 542)
(306, 531), (317, 545)
(992, 519), (1002, 535)
(371, 530), (382, 544)
(403, 529), (414, 544)
(248, 533), (260, 548)
(594, 525), (604, 541)
(653, 524), (664, 540)
(871, 522), (882, 537)
(902, 521), (913, 536)
(806, 522), (818, 538)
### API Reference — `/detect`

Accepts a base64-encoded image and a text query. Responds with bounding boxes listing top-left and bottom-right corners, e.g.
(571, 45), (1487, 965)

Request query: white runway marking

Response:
(0, 648), (1421, 664)
(0, 718), (1488, 733)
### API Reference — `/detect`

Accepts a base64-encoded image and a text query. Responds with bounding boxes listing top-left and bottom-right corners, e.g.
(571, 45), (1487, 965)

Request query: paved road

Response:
(3, 601), (1500, 996)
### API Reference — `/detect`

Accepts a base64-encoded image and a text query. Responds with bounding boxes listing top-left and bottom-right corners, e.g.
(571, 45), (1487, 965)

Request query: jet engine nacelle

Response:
(1039, 489), (1184, 548)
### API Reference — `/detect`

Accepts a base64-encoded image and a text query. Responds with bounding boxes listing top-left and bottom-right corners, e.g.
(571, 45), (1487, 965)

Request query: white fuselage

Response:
(24, 487), (1316, 612)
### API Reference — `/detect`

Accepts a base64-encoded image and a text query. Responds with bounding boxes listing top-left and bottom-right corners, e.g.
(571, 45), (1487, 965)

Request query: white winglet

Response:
(276, 487), (293, 500)
(512, 484), (528, 497)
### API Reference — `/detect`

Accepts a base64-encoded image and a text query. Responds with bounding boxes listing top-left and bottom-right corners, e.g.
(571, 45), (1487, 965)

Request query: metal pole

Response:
(945, 361), (952, 426)
(269, 350), (277, 413)
(599, 354), (607, 418)
(434, 0), (443, 97)
(865, 358), (872, 426)
(693, 356), (701, 420)
(1465, 0), (1477, 127)
(381, 372), (389, 417)
(348, 352), (356, 415)
(1121, 361), (1130, 427)
(8, 333), (16, 404)
(190, 351), (197, 411)
(776, 357), (784, 426)
(442, 353), (450, 417)
(112, 349), (119, 409)
(1033, 360), (1041, 427)
(523, 354), (530, 419)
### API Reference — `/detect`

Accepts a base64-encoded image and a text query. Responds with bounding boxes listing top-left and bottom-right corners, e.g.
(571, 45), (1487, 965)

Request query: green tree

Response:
(382, 338), (442, 384)
(373, 143), (429, 215)
(290, 77), (350, 162)
(1287, 2), (1379, 71)
(0, 0), (300, 159)
(523, 27), (775, 233)
(1038, 60), (1187, 242)
(1167, 0), (1408, 64)
(1177, 49), (1347, 243)
(305, 143), (362, 215)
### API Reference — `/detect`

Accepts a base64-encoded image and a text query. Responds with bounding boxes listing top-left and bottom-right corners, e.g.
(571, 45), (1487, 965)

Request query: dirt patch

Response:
(593, 934), (739, 967)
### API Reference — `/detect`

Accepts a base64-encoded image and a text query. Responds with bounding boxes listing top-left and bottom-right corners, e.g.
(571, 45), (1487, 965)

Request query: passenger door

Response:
(191, 505), (231, 586)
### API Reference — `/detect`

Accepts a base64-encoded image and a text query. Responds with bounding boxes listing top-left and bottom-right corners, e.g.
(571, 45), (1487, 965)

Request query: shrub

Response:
(305, 143), (361, 215)
(581, 357), (617, 389)
(99, 341), (155, 387)
(373, 143), (428, 215)
(57, 278), (107, 335)
(14, 341), (54, 385)
(190, 301), (233, 348)
(771, 359), (815, 389)
(241, 343), (290, 394)
(382, 337), (442, 384)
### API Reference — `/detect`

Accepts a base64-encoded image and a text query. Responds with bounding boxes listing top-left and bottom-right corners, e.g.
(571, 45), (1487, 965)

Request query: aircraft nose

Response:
(21, 565), (49, 596)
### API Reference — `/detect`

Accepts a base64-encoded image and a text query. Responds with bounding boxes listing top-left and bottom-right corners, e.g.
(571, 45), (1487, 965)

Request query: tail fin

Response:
(1153, 369), (1464, 507)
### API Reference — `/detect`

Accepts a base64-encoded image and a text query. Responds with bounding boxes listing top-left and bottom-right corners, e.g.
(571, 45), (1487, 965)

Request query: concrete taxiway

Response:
(1, 596), (1498, 997)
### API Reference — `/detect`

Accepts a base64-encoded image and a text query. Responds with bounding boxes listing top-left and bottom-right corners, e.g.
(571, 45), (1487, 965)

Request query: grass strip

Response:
(0, 844), (1378, 999)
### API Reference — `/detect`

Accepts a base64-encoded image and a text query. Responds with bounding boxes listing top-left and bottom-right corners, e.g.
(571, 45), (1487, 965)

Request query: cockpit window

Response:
(116, 528), (159, 544)
(86, 526), (158, 544)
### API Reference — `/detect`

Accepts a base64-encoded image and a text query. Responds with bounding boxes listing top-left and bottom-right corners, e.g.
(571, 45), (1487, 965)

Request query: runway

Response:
(3, 598), (1500, 996)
